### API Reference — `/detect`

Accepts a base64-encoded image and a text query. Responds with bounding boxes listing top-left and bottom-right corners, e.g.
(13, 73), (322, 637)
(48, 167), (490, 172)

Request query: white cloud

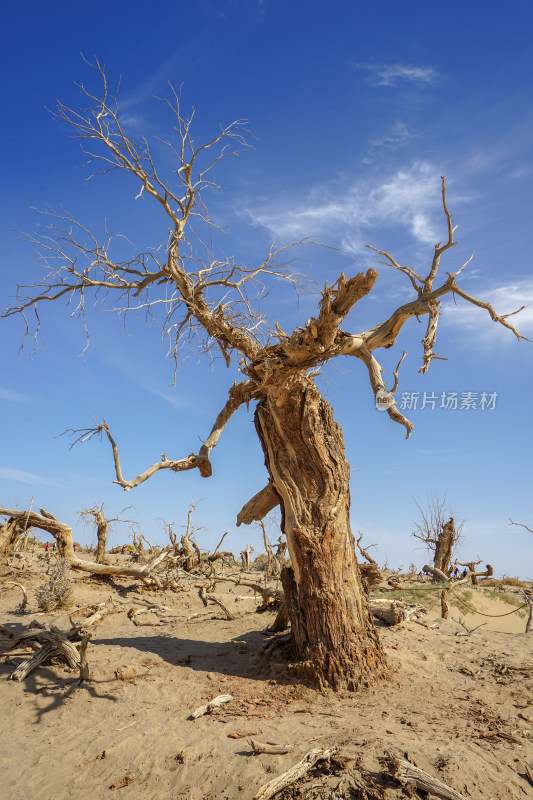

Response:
(0, 387), (31, 404)
(355, 63), (438, 87)
(368, 122), (416, 149)
(246, 160), (444, 250)
(0, 467), (59, 487)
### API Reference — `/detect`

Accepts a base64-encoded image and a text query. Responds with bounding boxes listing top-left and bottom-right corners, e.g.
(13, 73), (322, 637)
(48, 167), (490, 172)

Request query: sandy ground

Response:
(1, 552), (532, 800)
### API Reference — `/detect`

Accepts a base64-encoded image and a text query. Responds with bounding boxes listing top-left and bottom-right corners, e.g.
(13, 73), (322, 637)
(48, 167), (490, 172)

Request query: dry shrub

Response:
(36, 559), (73, 611)
(480, 576), (529, 588)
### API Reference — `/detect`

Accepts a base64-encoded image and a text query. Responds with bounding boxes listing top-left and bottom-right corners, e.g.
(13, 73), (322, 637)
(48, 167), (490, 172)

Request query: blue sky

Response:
(1, 0), (532, 575)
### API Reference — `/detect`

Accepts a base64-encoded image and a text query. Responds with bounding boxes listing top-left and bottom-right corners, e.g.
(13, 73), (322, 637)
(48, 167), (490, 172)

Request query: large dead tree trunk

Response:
(255, 379), (387, 691)
(434, 517), (456, 575)
(95, 515), (108, 564)
(0, 517), (26, 558)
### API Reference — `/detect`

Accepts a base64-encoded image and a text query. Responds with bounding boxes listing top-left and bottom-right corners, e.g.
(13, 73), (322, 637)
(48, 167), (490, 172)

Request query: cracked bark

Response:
(254, 377), (387, 690)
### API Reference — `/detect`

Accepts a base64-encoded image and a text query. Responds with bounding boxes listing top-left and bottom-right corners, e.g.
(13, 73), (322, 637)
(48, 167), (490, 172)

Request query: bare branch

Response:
(357, 347), (414, 438)
(507, 518), (533, 534)
(66, 380), (254, 490)
(424, 176), (457, 292)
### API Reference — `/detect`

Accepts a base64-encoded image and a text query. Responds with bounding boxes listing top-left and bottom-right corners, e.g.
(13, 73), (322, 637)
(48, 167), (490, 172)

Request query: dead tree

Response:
(241, 545), (253, 570)
(0, 508), (170, 587)
(259, 521), (276, 577)
(1, 61), (528, 690)
(412, 494), (463, 576)
(0, 516), (27, 558)
(167, 503), (204, 571)
(455, 559), (483, 585)
(78, 503), (132, 564)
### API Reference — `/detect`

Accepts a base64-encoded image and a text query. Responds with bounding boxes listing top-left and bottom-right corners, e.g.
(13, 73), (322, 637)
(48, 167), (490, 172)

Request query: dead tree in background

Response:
(257, 520), (285, 577)
(241, 545), (253, 570)
(455, 558), (483, 585)
(78, 503), (132, 564)
(412, 494), (463, 577)
(1, 61), (527, 690)
(0, 508), (170, 586)
(356, 533), (383, 591)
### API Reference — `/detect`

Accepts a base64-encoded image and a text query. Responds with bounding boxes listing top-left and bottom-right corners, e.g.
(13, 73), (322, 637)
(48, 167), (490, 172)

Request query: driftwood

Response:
(386, 752), (467, 800)
(2, 626), (86, 681)
(0, 601), (110, 682)
(253, 747), (338, 800)
(212, 575), (284, 608)
(189, 694), (233, 719)
(250, 740), (294, 754)
(369, 599), (426, 625)
(7, 581), (28, 611)
(206, 594), (235, 620)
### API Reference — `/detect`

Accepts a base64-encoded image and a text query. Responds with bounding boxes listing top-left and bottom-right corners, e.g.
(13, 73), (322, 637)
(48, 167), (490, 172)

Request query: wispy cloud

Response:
(0, 467), (60, 487)
(368, 122), (417, 150)
(246, 160), (444, 251)
(355, 63), (438, 87)
(0, 387), (31, 404)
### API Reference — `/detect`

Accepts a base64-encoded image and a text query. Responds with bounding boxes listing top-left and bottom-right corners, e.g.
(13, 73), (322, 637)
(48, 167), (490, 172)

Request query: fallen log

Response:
(0, 606), (104, 682)
(253, 747), (338, 800)
(385, 752), (467, 800)
(369, 599), (426, 625)
(190, 694), (233, 719)
(4, 627), (82, 681)
(250, 740), (293, 755)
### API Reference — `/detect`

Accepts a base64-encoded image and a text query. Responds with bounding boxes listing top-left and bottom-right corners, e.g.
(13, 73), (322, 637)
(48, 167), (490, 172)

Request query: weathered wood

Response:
(269, 601), (290, 632)
(190, 694), (233, 719)
(441, 587), (449, 619)
(207, 594), (235, 620)
(253, 747), (338, 800)
(6, 629), (81, 681)
(78, 632), (91, 681)
(423, 564), (449, 583)
(249, 740), (293, 754)
(0, 517), (26, 558)
(434, 517), (456, 575)
(255, 381), (387, 691)
(368, 600), (404, 625)
(360, 562), (382, 591)
(211, 575), (284, 607)
(386, 752), (467, 800)
(236, 483), (280, 526)
(7, 581), (28, 611)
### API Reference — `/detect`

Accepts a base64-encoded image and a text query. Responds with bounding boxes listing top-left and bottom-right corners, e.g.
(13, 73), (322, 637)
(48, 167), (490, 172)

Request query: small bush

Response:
(36, 559), (73, 611)
(480, 576), (529, 588)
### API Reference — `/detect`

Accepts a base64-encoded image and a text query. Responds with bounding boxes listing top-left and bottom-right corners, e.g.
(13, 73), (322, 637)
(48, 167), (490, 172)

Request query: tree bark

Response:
(95, 517), (108, 564)
(254, 378), (387, 691)
(0, 517), (25, 558)
(434, 517), (455, 575)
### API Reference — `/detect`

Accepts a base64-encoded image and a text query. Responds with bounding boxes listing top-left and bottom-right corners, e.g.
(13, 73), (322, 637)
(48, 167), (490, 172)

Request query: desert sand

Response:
(1, 552), (532, 800)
